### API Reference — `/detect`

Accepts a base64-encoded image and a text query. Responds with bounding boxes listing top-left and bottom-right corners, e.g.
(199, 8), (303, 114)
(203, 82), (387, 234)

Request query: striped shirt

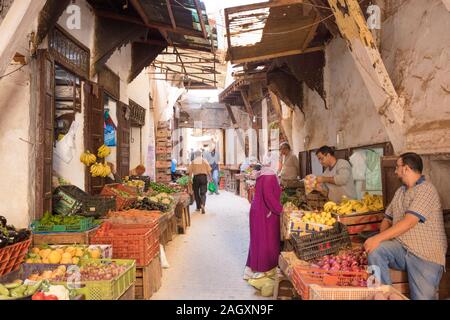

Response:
(385, 176), (447, 266)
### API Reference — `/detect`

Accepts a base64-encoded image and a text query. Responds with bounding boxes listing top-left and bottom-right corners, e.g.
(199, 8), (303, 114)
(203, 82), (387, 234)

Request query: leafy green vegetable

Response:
(39, 212), (87, 226)
(176, 176), (191, 186)
(149, 182), (176, 194)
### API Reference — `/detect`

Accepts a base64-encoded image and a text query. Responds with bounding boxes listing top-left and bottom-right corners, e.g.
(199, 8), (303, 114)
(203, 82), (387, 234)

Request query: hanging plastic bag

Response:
(54, 120), (79, 164)
(160, 244), (170, 269)
(304, 174), (317, 194)
(208, 182), (217, 193)
(104, 123), (116, 147)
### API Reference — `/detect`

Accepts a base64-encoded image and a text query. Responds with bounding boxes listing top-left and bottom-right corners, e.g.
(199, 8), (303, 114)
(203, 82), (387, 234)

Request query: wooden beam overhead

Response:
(129, 0), (149, 24)
(241, 90), (255, 118)
(225, 0), (305, 15)
(193, 0), (208, 39)
(230, 46), (324, 64)
(94, 10), (204, 38)
(134, 39), (211, 53)
(165, 0), (177, 30)
(327, 0), (406, 153)
(301, 15), (321, 50)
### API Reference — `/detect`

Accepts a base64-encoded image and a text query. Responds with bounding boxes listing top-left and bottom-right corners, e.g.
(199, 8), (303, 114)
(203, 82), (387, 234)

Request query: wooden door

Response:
(35, 50), (55, 218)
(298, 151), (310, 179)
(117, 101), (131, 178)
(381, 156), (402, 208)
(84, 82), (105, 194)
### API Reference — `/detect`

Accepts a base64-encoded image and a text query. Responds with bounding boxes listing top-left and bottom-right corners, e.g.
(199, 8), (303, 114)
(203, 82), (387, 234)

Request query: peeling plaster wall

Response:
(381, 0), (450, 154)
(292, 37), (389, 152)
(291, 0), (450, 155)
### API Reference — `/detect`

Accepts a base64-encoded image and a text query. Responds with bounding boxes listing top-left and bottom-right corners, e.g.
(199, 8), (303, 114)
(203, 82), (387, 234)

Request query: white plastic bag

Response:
(349, 150), (367, 181)
(160, 244), (170, 269)
(54, 120), (79, 164)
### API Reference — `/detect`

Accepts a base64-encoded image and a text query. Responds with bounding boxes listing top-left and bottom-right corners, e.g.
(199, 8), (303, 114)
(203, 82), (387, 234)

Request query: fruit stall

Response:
(274, 173), (450, 301)
(274, 187), (413, 300)
(0, 170), (193, 300)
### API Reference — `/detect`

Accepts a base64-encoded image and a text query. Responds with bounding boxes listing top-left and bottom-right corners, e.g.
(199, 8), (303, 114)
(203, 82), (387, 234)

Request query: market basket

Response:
(308, 284), (409, 300)
(17, 259), (136, 300)
(129, 175), (151, 192)
(31, 217), (94, 233)
(0, 239), (32, 276)
(89, 223), (159, 267)
(306, 191), (328, 210)
(82, 196), (116, 218)
(100, 184), (138, 211)
(53, 185), (116, 218)
(292, 264), (368, 300)
(106, 209), (161, 225)
(52, 185), (87, 216)
(288, 222), (351, 261)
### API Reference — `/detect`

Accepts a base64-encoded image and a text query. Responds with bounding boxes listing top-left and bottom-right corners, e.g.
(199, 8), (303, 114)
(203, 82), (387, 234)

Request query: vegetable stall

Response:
(0, 176), (193, 300)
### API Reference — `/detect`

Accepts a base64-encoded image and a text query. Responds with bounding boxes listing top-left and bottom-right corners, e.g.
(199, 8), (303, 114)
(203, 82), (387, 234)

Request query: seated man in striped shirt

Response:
(365, 153), (447, 300)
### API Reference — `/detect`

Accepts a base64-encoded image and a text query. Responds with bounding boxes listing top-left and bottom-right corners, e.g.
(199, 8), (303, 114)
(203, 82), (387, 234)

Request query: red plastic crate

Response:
(90, 223), (160, 267)
(101, 184), (138, 211)
(0, 239), (32, 276)
(292, 265), (368, 300)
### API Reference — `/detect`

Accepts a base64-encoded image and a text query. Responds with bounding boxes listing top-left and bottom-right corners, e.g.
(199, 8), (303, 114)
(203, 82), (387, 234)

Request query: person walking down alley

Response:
(244, 153), (283, 280)
(365, 153), (447, 300)
(205, 147), (220, 195)
(187, 150), (212, 214)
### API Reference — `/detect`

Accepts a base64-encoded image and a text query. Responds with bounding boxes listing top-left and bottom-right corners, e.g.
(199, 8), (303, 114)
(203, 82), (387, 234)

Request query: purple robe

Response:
(246, 173), (283, 273)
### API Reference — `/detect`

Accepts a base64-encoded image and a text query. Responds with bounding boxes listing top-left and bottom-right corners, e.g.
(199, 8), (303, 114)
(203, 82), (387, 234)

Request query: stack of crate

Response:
(155, 121), (172, 183)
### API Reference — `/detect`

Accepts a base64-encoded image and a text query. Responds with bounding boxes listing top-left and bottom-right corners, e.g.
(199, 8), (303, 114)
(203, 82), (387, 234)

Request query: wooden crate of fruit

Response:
(332, 211), (384, 243)
(32, 227), (99, 245)
(25, 244), (112, 264)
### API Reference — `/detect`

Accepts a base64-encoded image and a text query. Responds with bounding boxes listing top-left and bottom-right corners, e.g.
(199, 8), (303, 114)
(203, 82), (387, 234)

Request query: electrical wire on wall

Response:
(0, 63), (28, 79)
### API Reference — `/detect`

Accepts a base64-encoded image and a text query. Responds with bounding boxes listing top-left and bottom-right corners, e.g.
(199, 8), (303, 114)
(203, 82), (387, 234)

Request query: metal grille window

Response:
(129, 99), (146, 127)
(49, 26), (90, 78)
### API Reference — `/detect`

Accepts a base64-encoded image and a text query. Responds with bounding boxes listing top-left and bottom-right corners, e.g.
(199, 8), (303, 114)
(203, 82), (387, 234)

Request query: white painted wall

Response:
(0, 64), (31, 228)
(128, 68), (152, 169)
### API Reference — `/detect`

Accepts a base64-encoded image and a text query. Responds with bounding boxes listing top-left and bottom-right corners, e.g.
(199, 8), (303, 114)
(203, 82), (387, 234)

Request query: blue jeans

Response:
(212, 169), (219, 193)
(368, 239), (444, 300)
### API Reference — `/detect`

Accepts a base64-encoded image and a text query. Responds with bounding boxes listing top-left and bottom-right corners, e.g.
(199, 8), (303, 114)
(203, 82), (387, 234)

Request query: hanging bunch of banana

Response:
(97, 144), (111, 158)
(80, 151), (97, 166)
(90, 162), (112, 178)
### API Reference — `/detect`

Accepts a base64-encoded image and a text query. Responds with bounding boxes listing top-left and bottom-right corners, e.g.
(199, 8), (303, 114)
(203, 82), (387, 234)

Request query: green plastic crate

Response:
(31, 217), (94, 233)
(64, 259), (136, 300)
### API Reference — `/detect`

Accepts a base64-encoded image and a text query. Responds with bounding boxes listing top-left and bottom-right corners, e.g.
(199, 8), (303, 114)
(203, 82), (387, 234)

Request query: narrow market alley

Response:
(152, 192), (267, 300)
(1, 0), (450, 305)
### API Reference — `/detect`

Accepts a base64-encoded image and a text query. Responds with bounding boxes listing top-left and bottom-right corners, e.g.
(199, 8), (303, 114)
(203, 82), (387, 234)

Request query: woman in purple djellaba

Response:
(244, 153), (283, 280)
